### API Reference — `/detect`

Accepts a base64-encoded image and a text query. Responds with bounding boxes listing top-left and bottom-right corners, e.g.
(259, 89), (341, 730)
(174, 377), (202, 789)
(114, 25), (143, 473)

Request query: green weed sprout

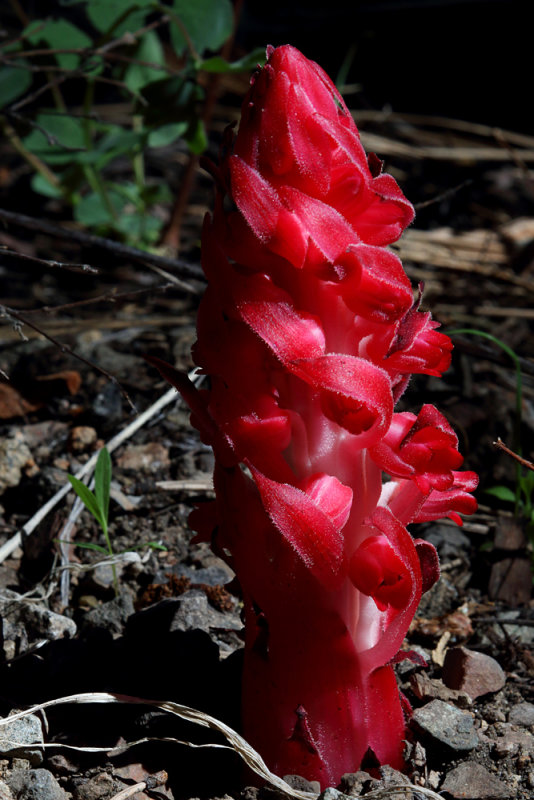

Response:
(67, 446), (167, 595)
(67, 446), (119, 594)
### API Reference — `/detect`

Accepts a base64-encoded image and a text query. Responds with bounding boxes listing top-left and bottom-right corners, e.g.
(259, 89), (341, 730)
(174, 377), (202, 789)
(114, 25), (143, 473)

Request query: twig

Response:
(413, 179), (473, 210)
(0, 246), (98, 274)
(0, 207), (204, 282)
(8, 73), (69, 112)
(20, 282), (173, 316)
(1, 119), (60, 188)
(352, 110), (534, 150)
(0, 379), (194, 564)
(0, 304), (137, 412)
(156, 478), (213, 492)
(494, 438), (534, 471)
(94, 14), (170, 56)
(0, 54), (148, 105)
(474, 616), (534, 628)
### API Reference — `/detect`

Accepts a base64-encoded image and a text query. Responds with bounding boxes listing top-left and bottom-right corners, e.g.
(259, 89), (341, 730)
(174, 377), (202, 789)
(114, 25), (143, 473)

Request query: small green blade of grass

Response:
(125, 541), (168, 553)
(94, 447), (111, 529)
(67, 475), (104, 528)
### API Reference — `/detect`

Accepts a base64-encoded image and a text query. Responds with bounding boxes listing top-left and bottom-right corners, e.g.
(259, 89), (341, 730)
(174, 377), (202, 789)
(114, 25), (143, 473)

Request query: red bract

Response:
(153, 45), (478, 788)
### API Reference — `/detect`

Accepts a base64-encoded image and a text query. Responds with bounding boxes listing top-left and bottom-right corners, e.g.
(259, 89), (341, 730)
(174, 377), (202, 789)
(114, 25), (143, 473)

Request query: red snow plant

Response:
(155, 45), (478, 788)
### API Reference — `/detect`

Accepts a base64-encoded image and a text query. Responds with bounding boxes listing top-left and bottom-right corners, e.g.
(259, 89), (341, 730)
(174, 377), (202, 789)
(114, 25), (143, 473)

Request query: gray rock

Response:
(0, 780), (14, 799)
(442, 647), (506, 700)
(70, 772), (117, 800)
(411, 699), (479, 751)
(82, 592), (135, 635)
(283, 775), (320, 794)
(0, 714), (43, 766)
(425, 524), (470, 559)
(19, 603), (77, 641)
(6, 768), (69, 800)
(337, 771), (379, 796)
(492, 612), (534, 645)
(492, 724), (534, 758)
(318, 789), (350, 800)
(0, 589), (76, 645)
(0, 433), (35, 495)
(377, 766), (413, 799)
(170, 563), (234, 586)
(116, 442), (170, 473)
(440, 761), (510, 798)
(508, 701), (534, 727)
(169, 590), (241, 633)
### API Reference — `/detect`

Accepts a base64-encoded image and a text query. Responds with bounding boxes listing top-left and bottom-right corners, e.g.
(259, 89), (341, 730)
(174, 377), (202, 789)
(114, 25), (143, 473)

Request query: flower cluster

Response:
(154, 45), (477, 787)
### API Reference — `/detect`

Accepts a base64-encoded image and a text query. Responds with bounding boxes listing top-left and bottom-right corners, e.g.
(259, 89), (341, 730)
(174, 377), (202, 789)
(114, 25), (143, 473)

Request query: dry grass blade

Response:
(0, 692), (444, 800)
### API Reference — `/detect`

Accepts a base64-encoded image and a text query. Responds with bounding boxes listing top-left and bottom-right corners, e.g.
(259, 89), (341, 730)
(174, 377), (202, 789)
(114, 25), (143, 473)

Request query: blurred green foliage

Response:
(0, 0), (264, 246)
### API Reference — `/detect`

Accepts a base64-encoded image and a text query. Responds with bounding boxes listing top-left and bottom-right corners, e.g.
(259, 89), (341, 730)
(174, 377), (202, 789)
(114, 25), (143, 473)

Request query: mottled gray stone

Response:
(6, 768), (69, 800)
(441, 762), (510, 798)
(337, 771), (379, 796)
(412, 699), (479, 751)
(0, 433), (34, 495)
(318, 789), (351, 800)
(508, 701), (534, 727)
(0, 589), (76, 644)
(283, 775), (320, 794)
(169, 590), (241, 633)
(0, 780), (14, 800)
(82, 592), (134, 635)
(0, 714), (43, 766)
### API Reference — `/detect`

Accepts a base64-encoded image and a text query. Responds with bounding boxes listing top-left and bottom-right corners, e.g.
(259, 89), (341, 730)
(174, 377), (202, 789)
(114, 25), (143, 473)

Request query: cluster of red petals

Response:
(156, 45), (478, 788)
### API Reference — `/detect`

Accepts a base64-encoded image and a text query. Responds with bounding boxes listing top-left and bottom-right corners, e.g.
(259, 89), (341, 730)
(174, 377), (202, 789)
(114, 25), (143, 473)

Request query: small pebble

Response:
(440, 761), (510, 798)
(0, 713), (43, 766)
(508, 702), (534, 727)
(68, 426), (97, 453)
(442, 646), (506, 700)
(412, 699), (479, 751)
(6, 768), (69, 800)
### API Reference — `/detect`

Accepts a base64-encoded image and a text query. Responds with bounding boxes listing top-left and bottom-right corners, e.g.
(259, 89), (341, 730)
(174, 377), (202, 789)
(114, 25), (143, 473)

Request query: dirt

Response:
(1, 93), (534, 800)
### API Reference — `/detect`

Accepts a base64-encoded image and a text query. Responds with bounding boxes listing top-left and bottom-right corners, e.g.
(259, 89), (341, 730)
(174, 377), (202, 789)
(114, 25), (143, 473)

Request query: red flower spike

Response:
(158, 44), (477, 787)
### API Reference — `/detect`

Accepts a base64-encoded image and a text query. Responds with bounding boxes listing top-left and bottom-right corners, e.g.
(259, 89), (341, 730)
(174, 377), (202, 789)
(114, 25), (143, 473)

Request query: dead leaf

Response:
(0, 382), (41, 419)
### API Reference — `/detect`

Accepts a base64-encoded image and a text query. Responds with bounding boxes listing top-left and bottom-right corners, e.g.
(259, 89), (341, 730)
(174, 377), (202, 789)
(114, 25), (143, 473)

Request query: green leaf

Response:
(199, 48), (266, 74)
(31, 172), (64, 199)
(71, 541), (109, 553)
(0, 65), (32, 108)
(73, 125), (144, 168)
(74, 189), (124, 226)
(147, 121), (188, 148)
(22, 113), (86, 165)
(124, 30), (166, 92)
(114, 211), (164, 244)
(68, 475), (104, 527)
(86, 0), (152, 35)
(485, 485), (516, 503)
(94, 447), (111, 527)
(25, 19), (92, 69)
(169, 0), (233, 56)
